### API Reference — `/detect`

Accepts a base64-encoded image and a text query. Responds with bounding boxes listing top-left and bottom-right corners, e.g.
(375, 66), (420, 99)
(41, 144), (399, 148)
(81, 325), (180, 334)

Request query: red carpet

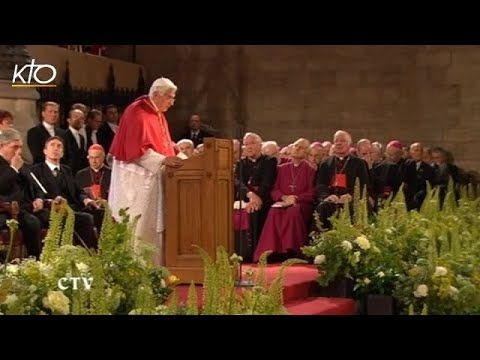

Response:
(175, 263), (356, 315)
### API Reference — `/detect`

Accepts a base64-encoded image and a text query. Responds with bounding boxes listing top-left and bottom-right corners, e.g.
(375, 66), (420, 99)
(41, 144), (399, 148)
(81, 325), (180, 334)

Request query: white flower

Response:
(3, 294), (18, 306)
(354, 235), (371, 250)
(449, 286), (459, 296)
(413, 284), (428, 298)
(385, 228), (394, 235)
(42, 291), (70, 315)
(29, 285), (37, 292)
(75, 262), (89, 274)
(341, 240), (353, 251)
(434, 266), (448, 277)
(353, 251), (361, 263)
(160, 279), (166, 288)
(6, 264), (19, 275)
(230, 253), (243, 262)
(314, 254), (326, 265)
(363, 278), (371, 285)
(377, 271), (385, 278)
(38, 262), (52, 274)
(105, 288), (113, 297)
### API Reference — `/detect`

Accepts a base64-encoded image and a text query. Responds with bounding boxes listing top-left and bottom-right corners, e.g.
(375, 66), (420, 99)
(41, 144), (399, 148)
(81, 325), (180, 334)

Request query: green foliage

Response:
(303, 184), (480, 314)
(161, 246), (305, 315)
(0, 204), (174, 315)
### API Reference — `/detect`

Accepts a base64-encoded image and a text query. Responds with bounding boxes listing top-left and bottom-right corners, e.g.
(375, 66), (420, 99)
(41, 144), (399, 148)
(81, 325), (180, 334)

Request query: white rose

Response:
(42, 290), (70, 315)
(413, 284), (428, 298)
(354, 235), (371, 250)
(6, 264), (19, 275)
(377, 271), (385, 278)
(434, 266), (448, 277)
(353, 251), (361, 263)
(341, 240), (353, 251)
(3, 294), (18, 306)
(314, 255), (326, 265)
(75, 262), (90, 274)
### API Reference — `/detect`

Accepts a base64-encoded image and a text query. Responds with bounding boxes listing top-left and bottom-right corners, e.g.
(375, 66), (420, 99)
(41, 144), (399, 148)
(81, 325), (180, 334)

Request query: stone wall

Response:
(26, 45), (144, 89)
(107, 45), (480, 171)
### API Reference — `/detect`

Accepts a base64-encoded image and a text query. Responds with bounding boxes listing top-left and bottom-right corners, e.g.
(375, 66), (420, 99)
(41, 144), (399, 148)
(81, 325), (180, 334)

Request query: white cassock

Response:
(108, 148), (166, 266)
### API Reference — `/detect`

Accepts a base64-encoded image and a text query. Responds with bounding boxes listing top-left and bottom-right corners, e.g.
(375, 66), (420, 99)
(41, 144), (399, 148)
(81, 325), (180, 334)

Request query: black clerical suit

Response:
(30, 162), (97, 249)
(75, 165), (112, 231)
(403, 159), (435, 211)
(315, 155), (370, 230)
(372, 157), (406, 208)
(0, 156), (47, 257)
(234, 155), (277, 261)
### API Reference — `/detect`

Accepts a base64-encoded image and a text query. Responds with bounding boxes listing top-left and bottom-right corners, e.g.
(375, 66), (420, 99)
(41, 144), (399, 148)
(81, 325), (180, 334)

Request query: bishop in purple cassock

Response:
(253, 138), (316, 262)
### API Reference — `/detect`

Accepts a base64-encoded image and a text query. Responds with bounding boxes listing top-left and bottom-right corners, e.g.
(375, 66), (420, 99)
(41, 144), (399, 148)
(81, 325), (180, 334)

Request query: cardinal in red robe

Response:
(108, 77), (183, 266)
(253, 138), (316, 262)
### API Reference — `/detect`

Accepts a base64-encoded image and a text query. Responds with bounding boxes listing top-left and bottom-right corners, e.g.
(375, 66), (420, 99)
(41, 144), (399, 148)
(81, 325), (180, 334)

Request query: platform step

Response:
(286, 297), (356, 315)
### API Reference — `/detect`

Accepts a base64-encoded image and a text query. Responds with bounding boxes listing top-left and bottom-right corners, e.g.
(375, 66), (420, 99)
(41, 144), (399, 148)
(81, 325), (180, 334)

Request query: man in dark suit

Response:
(27, 101), (66, 164)
(30, 136), (99, 250)
(85, 109), (115, 157)
(95, 105), (118, 155)
(0, 128), (47, 258)
(75, 144), (111, 231)
(403, 142), (435, 211)
(177, 114), (213, 148)
(372, 140), (406, 208)
(61, 109), (89, 175)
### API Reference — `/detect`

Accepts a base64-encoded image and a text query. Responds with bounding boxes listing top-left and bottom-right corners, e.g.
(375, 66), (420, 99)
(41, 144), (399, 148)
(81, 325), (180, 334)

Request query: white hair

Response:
(333, 130), (352, 145)
(0, 128), (21, 145)
(177, 139), (194, 147)
(262, 140), (278, 150)
(243, 132), (262, 144)
(149, 77), (177, 97)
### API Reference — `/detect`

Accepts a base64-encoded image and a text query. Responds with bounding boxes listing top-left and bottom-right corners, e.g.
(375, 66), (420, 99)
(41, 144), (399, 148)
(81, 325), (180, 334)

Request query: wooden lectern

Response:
(164, 138), (234, 283)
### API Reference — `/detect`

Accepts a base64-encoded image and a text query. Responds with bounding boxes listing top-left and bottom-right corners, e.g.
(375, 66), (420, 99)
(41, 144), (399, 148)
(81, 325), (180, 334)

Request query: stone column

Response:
(0, 45), (40, 163)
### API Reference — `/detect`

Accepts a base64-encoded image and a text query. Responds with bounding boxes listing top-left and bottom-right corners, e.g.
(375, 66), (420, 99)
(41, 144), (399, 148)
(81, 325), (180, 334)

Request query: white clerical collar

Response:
(69, 126), (80, 136)
(43, 121), (54, 132)
(91, 165), (104, 172)
(45, 160), (60, 171)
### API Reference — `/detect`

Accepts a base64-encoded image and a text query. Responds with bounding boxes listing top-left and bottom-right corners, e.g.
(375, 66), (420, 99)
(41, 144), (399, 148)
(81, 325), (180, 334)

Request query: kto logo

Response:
(57, 276), (93, 291)
(12, 59), (57, 88)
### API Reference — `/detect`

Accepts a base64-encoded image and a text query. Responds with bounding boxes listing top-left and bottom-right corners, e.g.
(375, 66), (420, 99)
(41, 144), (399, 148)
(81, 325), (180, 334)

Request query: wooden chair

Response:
(0, 201), (27, 260)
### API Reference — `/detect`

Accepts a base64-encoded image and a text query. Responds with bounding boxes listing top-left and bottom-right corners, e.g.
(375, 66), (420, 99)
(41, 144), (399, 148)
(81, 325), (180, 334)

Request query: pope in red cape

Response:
(108, 77), (183, 266)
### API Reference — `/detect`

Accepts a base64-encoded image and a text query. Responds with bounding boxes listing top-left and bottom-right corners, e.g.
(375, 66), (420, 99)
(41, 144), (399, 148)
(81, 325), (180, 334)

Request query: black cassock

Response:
(234, 155), (277, 261)
(314, 155), (370, 230)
